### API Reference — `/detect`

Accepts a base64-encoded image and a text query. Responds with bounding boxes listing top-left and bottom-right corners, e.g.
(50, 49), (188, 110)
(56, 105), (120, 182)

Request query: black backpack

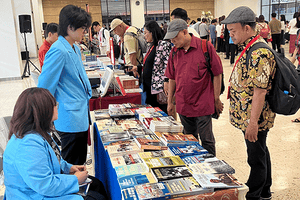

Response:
(246, 42), (300, 115)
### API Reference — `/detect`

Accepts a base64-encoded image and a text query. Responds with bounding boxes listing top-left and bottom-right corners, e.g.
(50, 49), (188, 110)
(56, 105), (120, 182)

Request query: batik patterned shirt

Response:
(229, 36), (276, 131)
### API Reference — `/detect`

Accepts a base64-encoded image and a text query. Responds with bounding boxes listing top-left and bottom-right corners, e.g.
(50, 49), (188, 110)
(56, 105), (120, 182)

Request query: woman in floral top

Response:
(142, 21), (172, 113)
(256, 15), (271, 42)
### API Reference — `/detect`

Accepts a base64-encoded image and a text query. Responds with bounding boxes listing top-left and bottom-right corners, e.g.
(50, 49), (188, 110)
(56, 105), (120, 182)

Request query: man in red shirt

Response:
(38, 23), (58, 70)
(164, 19), (223, 156)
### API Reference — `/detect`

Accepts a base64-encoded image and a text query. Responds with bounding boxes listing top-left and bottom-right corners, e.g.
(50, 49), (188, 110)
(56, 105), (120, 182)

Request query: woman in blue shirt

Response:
(4, 88), (107, 200)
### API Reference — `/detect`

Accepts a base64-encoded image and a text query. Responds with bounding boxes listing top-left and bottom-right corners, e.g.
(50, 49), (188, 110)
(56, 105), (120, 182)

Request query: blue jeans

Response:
(243, 130), (272, 200)
(211, 38), (216, 48)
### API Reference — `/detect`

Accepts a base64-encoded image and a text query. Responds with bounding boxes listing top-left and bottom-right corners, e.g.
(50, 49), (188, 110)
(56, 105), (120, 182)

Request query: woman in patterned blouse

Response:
(142, 21), (172, 113)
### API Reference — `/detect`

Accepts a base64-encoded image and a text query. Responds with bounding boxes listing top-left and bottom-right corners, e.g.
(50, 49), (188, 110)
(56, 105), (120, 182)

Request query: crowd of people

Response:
(2, 3), (300, 200)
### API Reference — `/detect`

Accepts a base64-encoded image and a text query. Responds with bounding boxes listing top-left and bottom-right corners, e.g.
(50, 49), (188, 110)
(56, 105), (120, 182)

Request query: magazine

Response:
(151, 166), (193, 182)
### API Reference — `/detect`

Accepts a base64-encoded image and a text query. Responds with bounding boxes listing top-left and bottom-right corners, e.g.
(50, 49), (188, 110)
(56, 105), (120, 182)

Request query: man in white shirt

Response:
(92, 21), (110, 56)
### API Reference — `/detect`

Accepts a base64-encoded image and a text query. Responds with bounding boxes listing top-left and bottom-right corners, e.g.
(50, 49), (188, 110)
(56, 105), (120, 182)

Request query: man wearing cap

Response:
(164, 19), (223, 156)
(222, 6), (276, 200)
(110, 18), (142, 77)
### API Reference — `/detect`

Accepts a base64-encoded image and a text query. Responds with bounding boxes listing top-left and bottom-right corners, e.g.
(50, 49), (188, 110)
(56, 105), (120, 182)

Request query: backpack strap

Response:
(200, 39), (214, 82)
(245, 42), (273, 68)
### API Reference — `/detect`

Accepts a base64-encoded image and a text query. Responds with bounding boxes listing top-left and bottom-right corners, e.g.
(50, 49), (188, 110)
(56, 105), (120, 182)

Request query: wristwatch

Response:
(164, 78), (169, 82)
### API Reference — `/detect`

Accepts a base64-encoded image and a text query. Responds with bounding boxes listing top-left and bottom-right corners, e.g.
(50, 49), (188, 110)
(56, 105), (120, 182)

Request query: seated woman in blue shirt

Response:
(3, 87), (106, 200)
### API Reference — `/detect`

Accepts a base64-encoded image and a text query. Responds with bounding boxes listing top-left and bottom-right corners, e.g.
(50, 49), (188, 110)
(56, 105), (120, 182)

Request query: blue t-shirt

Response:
(209, 24), (216, 39)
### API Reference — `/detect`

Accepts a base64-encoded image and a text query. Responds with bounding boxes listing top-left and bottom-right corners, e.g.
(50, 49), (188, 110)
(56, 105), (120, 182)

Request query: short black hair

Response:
(45, 23), (58, 39)
(92, 21), (100, 27)
(271, 13), (276, 18)
(241, 22), (257, 30)
(144, 20), (163, 46)
(197, 18), (201, 22)
(202, 18), (207, 23)
(58, 5), (92, 37)
(258, 15), (265, 22)
(171, 8), (188, 21)
(211, 19), (217, 24)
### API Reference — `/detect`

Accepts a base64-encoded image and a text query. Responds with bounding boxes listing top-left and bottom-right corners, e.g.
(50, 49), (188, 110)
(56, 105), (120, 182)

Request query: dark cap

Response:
(222, 6), (256, 24)
(164, 19), (188, 40)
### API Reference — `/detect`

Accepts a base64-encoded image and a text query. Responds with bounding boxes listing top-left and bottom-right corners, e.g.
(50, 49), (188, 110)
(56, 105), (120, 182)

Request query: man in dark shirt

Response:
(164, 19), (223, 156)
(38, 23), (58, 70)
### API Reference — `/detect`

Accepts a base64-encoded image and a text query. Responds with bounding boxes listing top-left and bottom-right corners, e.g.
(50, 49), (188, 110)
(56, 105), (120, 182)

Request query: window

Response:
(101, 0), (131, 27)
(262, 0), (297, 21)
(144, 0), (170, 24)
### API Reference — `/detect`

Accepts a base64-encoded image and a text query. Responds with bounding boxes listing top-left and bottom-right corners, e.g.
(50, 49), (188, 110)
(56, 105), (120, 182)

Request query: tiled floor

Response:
(0, 44), (300, 199)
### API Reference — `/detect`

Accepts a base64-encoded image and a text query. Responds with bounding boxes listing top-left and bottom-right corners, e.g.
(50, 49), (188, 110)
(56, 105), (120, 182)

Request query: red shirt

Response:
(38, 39), (52, 70)
(165, 35), (223, 117)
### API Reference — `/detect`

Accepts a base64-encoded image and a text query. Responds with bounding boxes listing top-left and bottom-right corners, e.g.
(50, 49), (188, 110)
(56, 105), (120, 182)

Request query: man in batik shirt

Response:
(222, 6), (276, 200)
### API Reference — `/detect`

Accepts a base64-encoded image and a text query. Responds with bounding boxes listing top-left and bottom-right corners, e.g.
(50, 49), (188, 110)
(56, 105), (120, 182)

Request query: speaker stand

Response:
(21, 32), (40, 79)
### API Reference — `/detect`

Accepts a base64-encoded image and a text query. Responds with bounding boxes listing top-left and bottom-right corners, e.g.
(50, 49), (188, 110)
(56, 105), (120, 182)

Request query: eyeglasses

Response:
(56, 102), (59, 109)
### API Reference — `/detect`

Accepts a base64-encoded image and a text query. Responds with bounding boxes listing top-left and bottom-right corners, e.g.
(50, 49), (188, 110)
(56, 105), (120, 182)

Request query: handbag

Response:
(156, 92), (168, 104)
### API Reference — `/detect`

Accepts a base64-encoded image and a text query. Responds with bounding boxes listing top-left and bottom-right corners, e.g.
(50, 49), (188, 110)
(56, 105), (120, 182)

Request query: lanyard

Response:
(143, 45), (154, 65)
(227, 35), (260, 99)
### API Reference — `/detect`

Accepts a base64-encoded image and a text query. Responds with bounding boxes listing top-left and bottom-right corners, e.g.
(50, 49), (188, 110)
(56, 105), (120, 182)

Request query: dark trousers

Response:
(58, 130), (88, 165)
(271, 34), (281, 53)
(179, 114), (216, 156)
(200, 35), (208, 40)
(84, 176), (108, 200)
(243, 130), (272, 200)
(216, 37), (222, 52)
(229, 44), (238, 64)
(280, 30), (285, 45)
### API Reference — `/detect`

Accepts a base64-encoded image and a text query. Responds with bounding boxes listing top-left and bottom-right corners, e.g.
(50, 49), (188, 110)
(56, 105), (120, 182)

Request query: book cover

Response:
(107, 140), (142, 157)
(103, 139), (135, 149)
(151, 166), (193, 182)
(118, 172), (157, 189)
(101, 132), (130, 145)
(121, 187), (139, 200)
(134, 137), (168, 150)
(163, 177), (214, 199)
(200, 160), (235, 174)
(142, 156), (185, 168)
(115, 163), (149, 177)
(111, 153), (143, 167)
(94, 109), (110, 120)
(168, 143), (209, 156)
(114, 119), (143, 130)
(193, 173), (243, 189)
(180, 154), (216, 165)
(127, 128), (152, 137)
(135, 182), (171, 200)
(138, 150), (173, 159)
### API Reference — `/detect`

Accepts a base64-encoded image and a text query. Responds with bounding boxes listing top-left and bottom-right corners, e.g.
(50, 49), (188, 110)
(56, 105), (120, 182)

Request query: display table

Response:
(89, 93), (141, 111)
(93, 122), (248, 200)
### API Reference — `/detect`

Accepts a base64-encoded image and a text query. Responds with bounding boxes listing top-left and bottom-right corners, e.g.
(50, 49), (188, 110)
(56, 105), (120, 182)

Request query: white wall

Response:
(0, 0), (22, 79)
(130, 0), (145, 28)
(14, 0), (38, 58)
(31, 0), (44, 49)
(215, 0), (260, 19)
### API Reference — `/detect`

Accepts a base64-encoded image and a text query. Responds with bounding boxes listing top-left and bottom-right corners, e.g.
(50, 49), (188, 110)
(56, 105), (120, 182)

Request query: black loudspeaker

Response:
(21, 51), (29, 60)
(19, 15), (32, 33)
(42, 23), (47, 30)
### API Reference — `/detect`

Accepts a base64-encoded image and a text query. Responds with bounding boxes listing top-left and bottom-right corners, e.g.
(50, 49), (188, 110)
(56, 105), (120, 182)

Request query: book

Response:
(103, 139), (135, 149)
(111, 153), (143, 167)
(101, 132), (130, 145)
(138, 150), (173, 159)
(168, 143), (209, 157)
(99, 67), (114, 97)
(193, 173), (243, 189)
(121, 187), (139, 200)
(134, 137), (168, 150)
(95, 119), (116, 130)
(115, 163), (149, 177)
(135, 182), (171, 200)
(109, 108), (135, 118)
(196, 159), (235, 174)
(142, 156), (185, 169)
(114, 119), (143, 130)
(118, 172), (157, 189)
(107, 140), (142, 157)
(127, 128), (152, 137)
(151, 166), (193, 182)
(158, 132), (198, 146)
(180, 154), (216, 165)
(163, 177), (214, 199)
(94, 109), (111, 120)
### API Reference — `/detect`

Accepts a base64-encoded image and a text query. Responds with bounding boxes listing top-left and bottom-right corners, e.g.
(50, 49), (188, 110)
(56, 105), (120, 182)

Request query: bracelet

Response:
(164, 78), (169, 82)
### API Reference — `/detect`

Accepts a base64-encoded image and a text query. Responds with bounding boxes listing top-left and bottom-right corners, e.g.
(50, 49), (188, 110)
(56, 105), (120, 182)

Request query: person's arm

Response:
(291, 47), (298, 64)
(167, 79), (176, 116)
(129, 53), (139, 77)
(15, 135), (81, 197)
(37, 47), (65, 95)
(213, 74), (223, 117)
(245, 88), (267, 142)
